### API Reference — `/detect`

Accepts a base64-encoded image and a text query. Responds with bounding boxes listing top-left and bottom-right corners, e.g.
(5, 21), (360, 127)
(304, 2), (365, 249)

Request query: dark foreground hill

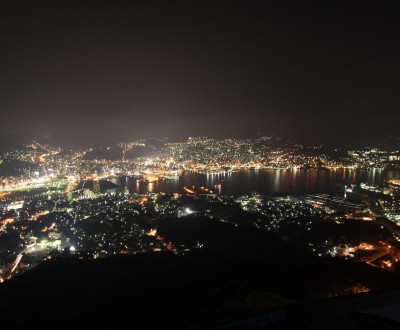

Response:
(0, 217), (399, 329)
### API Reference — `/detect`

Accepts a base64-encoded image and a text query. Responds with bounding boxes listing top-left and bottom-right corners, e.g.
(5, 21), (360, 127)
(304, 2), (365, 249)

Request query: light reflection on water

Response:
(110, 168), (400, 195)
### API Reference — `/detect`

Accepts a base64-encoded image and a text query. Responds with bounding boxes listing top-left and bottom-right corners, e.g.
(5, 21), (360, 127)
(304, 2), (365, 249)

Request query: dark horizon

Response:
(1, 0), (400, 148)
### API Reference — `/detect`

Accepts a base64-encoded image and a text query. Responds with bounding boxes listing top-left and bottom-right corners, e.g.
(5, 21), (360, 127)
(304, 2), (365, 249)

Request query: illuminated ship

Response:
(139, 175), (159, 184)
(386, 179), (400, 189)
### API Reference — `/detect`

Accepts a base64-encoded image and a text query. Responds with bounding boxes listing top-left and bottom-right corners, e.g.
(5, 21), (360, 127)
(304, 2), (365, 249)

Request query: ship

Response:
(138, 175), (160, 184)
(163, 175), (180, 181)
(386, 179), (400, 189)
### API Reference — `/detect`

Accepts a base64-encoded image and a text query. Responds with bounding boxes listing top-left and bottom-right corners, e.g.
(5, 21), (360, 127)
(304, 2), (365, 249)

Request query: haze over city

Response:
(1, 0), (400, 148)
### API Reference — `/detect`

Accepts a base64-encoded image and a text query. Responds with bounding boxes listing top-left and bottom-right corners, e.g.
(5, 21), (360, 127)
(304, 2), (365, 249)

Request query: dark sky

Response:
(1, 0), (400, 147)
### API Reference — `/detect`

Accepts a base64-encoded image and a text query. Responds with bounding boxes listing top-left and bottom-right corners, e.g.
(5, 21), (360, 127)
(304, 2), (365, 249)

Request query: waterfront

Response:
(109, 168), (400, 196)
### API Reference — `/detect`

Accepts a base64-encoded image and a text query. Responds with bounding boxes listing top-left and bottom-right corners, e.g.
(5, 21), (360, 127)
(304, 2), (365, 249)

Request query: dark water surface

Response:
(109, 169), (400, 196)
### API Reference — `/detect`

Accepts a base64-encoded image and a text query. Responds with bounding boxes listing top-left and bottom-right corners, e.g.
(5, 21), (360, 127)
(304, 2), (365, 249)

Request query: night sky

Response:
(1, 0), (400, 147)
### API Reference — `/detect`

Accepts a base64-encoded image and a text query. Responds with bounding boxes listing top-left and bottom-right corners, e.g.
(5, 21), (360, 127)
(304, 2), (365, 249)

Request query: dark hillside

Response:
(0, 217), (399, 329)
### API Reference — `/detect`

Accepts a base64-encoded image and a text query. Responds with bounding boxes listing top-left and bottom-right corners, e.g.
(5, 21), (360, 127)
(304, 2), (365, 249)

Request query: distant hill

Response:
(83, 147), (123, 160)
(0, 159), (40, 178)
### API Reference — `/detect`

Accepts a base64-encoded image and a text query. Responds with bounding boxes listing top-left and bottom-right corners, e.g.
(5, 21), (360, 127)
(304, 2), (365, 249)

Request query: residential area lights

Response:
(0, 137), (400, 282)
(1, 138), (399, 191)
